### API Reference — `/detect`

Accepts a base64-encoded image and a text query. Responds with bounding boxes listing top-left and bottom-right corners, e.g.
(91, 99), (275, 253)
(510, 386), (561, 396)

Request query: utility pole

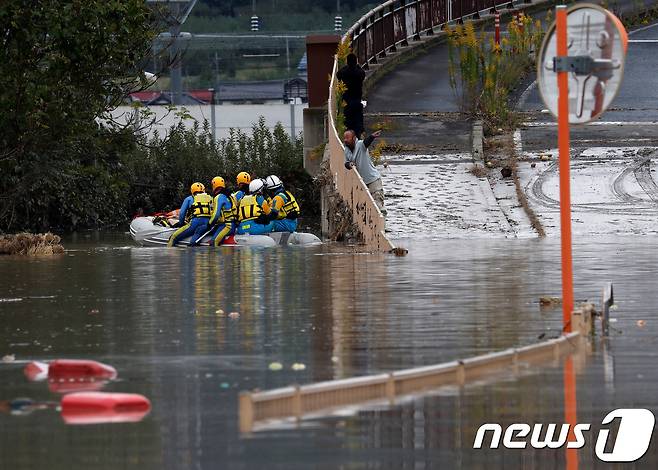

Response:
(209, 88), (216, 142)
(285, 37), (290, 77)
(146, 0), (198, 105)
(170, 3), (183, 105)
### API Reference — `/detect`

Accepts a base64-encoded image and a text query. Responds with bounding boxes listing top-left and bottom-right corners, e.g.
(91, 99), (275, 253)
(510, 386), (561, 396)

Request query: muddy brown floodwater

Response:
(1, 232), (657, 469)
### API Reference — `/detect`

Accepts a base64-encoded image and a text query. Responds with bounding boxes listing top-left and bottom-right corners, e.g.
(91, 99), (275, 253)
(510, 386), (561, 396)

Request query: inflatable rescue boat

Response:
(129, 216), (322, 247)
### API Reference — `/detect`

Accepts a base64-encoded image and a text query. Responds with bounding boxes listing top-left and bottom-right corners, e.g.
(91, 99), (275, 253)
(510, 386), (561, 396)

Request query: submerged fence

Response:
(326, 0), (528, 251)
(240, 331), (585, 432)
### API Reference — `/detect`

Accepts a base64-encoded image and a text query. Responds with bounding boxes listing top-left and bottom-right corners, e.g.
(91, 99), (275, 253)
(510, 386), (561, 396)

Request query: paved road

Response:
(363, 0), (658, 238)
(368, 0), (647, 116)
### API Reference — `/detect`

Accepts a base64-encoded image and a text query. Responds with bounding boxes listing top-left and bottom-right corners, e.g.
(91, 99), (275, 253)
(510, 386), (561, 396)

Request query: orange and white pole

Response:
(495, 13), (500, 46)
(556, 5), (574, 332)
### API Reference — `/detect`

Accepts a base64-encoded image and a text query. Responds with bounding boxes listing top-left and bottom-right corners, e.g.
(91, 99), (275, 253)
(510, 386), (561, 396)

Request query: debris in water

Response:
(89, 309), (100, 315)
(2, 354), (16, 363)
(0, 233), (64, 256)
(331, 356), (339, 364)
(291, 363), (306, 371)
(228, 311), (240, 319)
(540, 154), (552, 161)
(531, 162), (536, 168)
(390, 247), (408, 256)
(501, 167), (512, 178)
(0, 298), (22, 303)
(268, 362), (283, 371)
(637, 320), (646, 328)
(215, 309), (224, 315)
(539, 296), (562, 307)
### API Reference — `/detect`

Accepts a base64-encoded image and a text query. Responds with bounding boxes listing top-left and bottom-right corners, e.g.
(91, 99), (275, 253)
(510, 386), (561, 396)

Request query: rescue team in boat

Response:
(168, 172), (300, 247)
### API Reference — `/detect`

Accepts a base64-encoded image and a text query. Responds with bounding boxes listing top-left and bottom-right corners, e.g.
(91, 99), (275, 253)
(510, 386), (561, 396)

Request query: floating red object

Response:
(47, 359), (117, 381)
(48, 379), (108, 394)
(24, 361), (49, 382)
(60, 392), (151, 425)
(223, 235), (237, 245)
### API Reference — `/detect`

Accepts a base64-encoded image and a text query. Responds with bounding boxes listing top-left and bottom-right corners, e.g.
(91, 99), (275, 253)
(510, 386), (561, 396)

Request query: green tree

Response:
(0, 0), (156, 230)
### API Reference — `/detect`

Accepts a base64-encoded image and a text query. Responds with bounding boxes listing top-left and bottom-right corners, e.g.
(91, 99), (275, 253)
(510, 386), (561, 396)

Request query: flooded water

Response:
(1, 233), (658, 468)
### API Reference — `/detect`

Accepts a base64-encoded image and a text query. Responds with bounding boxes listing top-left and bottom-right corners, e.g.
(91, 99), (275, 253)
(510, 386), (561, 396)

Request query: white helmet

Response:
(265, 175), (283, 191)
(249, 178), (265, 194)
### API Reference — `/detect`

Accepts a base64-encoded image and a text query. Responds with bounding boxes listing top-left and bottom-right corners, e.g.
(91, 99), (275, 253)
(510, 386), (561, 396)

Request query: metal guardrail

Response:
(239, 331), (584, 432)
(326, 0), (524, 251)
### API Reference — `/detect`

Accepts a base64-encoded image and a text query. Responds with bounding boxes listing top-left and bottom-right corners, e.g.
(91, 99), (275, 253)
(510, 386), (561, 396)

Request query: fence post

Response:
(369, 15), (379, 64)
(386, 373), (396, 404)
(239, 392), (254, 433)
(400, 0), (409, 46)
(427, 0), (435, 35)
(292, 385), (302, 421)
(601, 283), (613, 337)
(456, 361), (466, 385)
(472, 0), (481, 20)
(378, 10), (387, 58)
(388, 3), (398, 51)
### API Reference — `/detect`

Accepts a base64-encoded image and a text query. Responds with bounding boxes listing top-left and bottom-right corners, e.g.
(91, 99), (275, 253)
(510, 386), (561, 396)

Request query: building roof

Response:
(129, 79), (308, 104)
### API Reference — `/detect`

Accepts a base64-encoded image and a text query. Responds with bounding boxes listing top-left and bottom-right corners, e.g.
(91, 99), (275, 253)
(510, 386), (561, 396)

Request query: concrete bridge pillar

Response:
(303, 35), (340, 176)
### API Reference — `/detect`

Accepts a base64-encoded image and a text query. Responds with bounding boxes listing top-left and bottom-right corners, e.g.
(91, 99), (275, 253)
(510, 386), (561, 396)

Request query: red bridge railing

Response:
(346, 0), (517, 69)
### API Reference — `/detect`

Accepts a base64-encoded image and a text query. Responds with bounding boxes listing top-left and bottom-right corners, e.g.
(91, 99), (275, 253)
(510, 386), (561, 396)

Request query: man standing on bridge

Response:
(343, 129), (386, 216)
(337, 53), (366, 137)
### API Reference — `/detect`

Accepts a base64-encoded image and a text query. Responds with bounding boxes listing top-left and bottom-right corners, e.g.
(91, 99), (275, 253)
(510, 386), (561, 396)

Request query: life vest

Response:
(274, 191), (300, 219)
(220, 194), (238, 223)
(239, 194), (264, 222)
(190, 193), (212, 218)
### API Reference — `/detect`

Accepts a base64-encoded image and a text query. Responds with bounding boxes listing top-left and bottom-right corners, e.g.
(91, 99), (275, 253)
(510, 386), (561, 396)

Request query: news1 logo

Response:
(473, 409), (655, 462)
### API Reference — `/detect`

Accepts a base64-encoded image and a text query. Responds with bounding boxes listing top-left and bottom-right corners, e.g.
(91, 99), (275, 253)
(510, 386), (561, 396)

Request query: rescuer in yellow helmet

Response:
(208, 176), (237, 246)
(167, 182), (213, 247)
(233, 172), (251, 203)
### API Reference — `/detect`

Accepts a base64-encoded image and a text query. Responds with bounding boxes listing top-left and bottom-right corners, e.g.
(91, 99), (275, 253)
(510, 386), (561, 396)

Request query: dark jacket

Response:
(337, 64), (366, 103)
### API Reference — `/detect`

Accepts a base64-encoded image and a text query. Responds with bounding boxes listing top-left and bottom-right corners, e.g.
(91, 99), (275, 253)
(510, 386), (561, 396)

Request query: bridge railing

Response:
(347, 0), (515, 69)
(328, 0), (517, 251)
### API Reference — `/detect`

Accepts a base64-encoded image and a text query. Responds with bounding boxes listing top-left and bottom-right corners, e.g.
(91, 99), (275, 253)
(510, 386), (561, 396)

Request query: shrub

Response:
(447, 15), (544, 133)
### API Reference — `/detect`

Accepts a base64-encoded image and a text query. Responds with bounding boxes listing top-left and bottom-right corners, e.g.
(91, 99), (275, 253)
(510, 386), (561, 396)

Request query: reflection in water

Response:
(564, 357), (578, 470)
(1, 236), (658, 468)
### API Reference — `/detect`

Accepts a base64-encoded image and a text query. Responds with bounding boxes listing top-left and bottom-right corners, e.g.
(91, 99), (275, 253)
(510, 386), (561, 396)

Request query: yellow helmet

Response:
(211, 176), (225, 192)
(236, 172), (251, 185)
(190, 182), (205, 194)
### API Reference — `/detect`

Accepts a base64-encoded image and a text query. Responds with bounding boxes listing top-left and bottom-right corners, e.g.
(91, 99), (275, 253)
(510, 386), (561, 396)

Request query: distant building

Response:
(283, 78), (308, 103)
(129, 79), (308, 105)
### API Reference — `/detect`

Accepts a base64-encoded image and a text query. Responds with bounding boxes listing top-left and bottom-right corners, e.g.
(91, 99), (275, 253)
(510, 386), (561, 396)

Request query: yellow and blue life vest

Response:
(273, 191), (300, 219)
(190, 193), (213, 218)
(239, 194), (264, 222)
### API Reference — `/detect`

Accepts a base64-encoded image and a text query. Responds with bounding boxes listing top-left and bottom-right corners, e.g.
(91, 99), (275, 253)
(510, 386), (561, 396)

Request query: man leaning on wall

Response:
(343, 129), (386, 217)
